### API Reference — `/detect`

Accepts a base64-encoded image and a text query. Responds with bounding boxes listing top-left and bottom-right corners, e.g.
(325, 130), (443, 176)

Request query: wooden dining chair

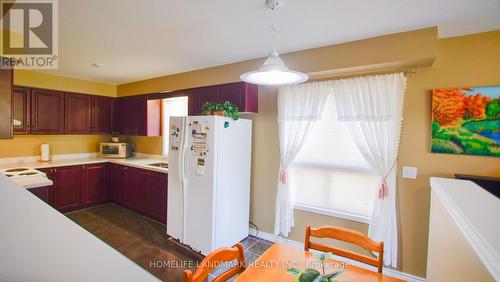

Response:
(304, 225), (384, 273)
(183, 243), (247, 282)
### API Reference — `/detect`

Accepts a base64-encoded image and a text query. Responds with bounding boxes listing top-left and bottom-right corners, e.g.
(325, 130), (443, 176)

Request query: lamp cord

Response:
(271, 4), (280, 55)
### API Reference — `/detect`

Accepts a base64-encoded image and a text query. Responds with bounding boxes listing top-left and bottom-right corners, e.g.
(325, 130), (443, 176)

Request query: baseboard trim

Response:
(249, 228), (425, 282)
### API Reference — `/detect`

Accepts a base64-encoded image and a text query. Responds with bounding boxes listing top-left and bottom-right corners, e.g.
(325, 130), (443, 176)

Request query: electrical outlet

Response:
(402, 166), (417, 179)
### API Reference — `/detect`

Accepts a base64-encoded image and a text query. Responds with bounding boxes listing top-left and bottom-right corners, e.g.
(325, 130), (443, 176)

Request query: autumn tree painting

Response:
(431, 86), (500, 157)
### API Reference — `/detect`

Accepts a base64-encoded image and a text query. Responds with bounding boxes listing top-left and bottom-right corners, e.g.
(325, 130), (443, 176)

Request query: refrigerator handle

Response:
(179, 117), (190, 242)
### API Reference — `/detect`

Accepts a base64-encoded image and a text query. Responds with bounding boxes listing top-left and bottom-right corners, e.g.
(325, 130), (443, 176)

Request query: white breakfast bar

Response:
(0, 155), (163, 281)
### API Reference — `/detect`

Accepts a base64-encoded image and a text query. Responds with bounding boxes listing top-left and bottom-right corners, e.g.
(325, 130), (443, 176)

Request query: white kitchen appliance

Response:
(0, 167), (53, 188)
(167, 116), (252, 255)
(99, 142), (133, 158)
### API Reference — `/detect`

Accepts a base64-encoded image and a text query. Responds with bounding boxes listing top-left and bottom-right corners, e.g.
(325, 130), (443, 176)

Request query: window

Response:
(162, 97), (188, 155)
(289, 95), (379, 223)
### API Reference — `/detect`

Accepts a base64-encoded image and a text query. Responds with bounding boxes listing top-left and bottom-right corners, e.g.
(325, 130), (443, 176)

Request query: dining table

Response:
(235, 243), (404, 281)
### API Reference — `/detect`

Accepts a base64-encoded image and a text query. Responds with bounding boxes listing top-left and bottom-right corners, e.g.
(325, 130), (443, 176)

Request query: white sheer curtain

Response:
(275, 82), (329, 237)
(331, 73), (406, 267)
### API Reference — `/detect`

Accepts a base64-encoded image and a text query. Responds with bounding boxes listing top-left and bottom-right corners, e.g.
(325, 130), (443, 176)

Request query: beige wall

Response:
(397, 30), (500, 276)
(117, 27), (437, 96)
(14, 70), (117, 97)
(426, 190), (495, 281)
(0, 71), (116, 158)
(0, 135), (108, 157)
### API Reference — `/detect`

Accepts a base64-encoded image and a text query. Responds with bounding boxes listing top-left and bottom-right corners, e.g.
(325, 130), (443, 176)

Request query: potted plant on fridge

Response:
(202, 101), (240, 120)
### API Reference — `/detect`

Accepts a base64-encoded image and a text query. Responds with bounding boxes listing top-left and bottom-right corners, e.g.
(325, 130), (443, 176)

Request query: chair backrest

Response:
(304, 225), (384, 273)
(184, 243), (247, 282)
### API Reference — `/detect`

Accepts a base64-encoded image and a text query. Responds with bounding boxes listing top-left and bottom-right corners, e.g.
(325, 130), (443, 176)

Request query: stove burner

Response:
(18, 172), (38, 176)
(5, 168), (29, 172)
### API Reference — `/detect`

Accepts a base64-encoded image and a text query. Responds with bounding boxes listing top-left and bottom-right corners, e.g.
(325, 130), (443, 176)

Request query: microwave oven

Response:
(99, 143), (133, 158)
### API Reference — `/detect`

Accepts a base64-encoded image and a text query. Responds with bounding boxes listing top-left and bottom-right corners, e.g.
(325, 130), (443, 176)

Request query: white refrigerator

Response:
(167, 116), (252, 255)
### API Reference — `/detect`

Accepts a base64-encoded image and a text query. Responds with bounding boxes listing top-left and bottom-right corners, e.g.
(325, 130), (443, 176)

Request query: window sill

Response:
(293, 204), (370, 224)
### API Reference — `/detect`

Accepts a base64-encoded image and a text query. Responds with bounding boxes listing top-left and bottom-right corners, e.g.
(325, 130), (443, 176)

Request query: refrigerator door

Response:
(212, 118), (252, 250)
(183, 116), (217, 254)
(167, 116), (188, 242)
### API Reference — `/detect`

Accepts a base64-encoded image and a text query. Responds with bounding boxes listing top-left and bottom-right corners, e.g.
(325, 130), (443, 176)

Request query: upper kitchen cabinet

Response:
(0, 69), (13, 139)
(188, 82), (258, 115)
(115, 95), (160, 136)
(31, 89), (65, 135)
(198, 85), (222, 110)
(65, 93), (92, 134)
(220, 82), (258, 113)
(92, 95), (114, 134)
(12, 87), (31, 135)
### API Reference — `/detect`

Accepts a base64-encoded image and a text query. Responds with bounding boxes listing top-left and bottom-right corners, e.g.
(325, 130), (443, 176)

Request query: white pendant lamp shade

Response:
(240, 52), (308, 86)
(240, 1), (308, 86)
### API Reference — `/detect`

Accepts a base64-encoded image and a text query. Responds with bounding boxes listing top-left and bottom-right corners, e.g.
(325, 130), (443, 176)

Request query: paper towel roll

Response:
(40, 144), (50, 162)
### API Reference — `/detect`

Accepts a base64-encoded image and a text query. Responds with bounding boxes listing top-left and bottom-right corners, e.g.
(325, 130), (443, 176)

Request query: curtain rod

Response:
(308, 67), (418, 82)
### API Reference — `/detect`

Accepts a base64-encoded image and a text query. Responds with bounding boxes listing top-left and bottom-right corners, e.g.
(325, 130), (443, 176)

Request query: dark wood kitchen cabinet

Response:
(108, 164), (167, 224)
(188, 82), (258, 115)
(31, 89), (65, 134)
(107, 163), (119, 203)
(0, 68), (13, 139)
(28, 186), (51, 204)
(65, 93), (92, 134)
(92, 96), (114, 134)
(50, 166), (82, 213)
(82, 163), (107, 206)
(220, 82), (258, 113)
(12, 87), (31, 134)
(147, 171), (168, 223)
(197, 85), (221, 111)
(13, 85), (114, 136)
(65, 93), (114, 135)
(128, 167), (148, 215)
(115, 95), (160, 136)
(114, 164), (130, 207)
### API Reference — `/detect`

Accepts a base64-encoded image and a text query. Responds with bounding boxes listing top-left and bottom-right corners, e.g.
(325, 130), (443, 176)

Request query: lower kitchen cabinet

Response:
(114, 164), (130, 207)
(82, 163), (107, 207)
(51, 166), (82, 213)
(38, 163), (167, 223)
(40, 164), (107, 212)
(128, 167), (148, 215)
(147, 171), (168, 223)
(28, 186), (51, 204)
(109, 164), (168, 224)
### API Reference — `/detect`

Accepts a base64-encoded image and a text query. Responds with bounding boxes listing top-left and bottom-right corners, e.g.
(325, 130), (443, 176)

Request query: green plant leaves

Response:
(315, 252), (334, 262)
(201, 101), (240, 120)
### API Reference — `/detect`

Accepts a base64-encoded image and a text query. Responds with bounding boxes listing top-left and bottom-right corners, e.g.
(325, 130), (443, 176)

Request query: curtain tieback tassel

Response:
(279, 169), (287, 184)
(378, 179), (388, 199)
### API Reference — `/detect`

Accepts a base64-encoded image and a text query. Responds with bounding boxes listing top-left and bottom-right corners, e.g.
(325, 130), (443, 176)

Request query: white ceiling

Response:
(41, 0), (500, 84)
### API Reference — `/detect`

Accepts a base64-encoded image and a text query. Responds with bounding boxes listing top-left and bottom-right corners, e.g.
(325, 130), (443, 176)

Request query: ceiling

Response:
(39, 0), (500, 84)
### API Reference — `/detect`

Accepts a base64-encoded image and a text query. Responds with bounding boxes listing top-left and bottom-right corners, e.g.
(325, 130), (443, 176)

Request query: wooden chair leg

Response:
(304, 225), (311, 251)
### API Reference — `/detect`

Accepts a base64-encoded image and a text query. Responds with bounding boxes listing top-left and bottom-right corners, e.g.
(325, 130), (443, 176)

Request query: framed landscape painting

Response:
(431, 86), (500, 157)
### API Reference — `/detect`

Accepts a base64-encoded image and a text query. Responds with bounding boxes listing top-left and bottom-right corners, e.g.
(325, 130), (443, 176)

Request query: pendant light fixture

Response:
(240, 0), (308, 86)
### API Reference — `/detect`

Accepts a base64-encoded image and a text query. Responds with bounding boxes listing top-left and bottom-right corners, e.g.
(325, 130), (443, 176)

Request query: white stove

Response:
(0, 167), (47, 179)
(0, 167), (52, 189)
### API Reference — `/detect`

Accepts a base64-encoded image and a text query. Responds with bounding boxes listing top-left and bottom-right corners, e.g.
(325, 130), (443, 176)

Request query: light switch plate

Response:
(402, 166), (417, 179)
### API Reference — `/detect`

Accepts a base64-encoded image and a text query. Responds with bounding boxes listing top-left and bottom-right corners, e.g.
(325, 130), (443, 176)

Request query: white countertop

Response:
(430, 177), (500, 280)
(0, 154), (168, 174)
(0, 173), (160, 281)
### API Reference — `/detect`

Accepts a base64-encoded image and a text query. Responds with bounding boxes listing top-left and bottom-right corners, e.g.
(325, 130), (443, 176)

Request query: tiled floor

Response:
(66, 203), (273, 282)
